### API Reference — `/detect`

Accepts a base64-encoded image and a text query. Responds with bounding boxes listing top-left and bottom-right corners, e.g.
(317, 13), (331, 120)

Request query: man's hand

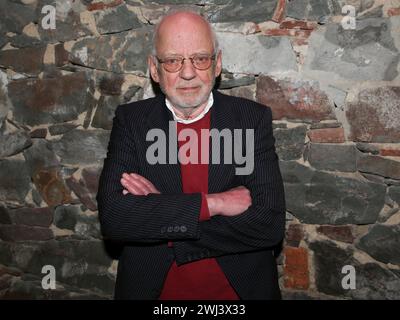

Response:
(120, 173), (160, 195)
(206, 186), (252, 217)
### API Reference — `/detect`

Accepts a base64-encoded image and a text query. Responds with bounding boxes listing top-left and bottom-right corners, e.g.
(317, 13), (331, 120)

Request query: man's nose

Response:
(179, 58), (197, 80)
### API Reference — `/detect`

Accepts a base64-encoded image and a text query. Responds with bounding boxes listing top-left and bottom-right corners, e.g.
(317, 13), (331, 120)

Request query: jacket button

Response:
(167, 226), (173, 233)
(173, 226), (180, 232)
(180, 226), (187, 233)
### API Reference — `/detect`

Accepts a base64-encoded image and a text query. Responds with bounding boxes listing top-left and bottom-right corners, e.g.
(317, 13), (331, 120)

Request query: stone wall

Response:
(0, 0), (399, 299)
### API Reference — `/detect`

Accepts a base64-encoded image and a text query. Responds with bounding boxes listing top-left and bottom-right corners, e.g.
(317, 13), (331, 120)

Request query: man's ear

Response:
(214, 50), (222, 78)
(148, 55), (160, 83)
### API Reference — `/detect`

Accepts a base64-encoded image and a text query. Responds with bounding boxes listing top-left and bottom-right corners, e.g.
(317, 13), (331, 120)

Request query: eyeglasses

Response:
(155, 54), (216, 73)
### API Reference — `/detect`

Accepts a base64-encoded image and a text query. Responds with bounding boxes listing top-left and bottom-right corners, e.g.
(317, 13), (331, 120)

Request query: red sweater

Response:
(159, 111), (239, 300)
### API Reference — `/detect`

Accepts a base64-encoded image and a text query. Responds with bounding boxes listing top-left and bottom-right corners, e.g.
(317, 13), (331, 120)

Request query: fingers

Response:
(120, 173), (160, 195)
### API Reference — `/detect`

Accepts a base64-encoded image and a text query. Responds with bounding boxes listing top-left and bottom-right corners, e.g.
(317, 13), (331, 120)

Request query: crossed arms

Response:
(96, 105), (286, 265)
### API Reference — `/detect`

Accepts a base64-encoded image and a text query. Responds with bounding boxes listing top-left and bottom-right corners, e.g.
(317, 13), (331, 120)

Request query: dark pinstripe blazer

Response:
(97, 89), (286, 300)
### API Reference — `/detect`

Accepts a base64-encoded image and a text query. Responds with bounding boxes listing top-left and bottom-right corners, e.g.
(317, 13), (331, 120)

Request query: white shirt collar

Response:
(165, 92), (213, 124)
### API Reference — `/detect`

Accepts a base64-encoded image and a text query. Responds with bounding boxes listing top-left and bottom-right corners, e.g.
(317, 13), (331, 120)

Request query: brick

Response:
(284, 247), (309, 290)
(316, 225), (354, 244)
(0, 225), (53, 242)
(388, 8), (400, 16)
(87, 0), (123, 11)
(307, 128), (345, 143)
(280, 20), (317, 30)
(380, 148), (400, 157)
(272, 0), (286, 23)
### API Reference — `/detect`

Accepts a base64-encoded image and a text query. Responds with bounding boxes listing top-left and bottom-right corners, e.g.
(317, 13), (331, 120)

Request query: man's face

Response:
(148, 14), (222, 109)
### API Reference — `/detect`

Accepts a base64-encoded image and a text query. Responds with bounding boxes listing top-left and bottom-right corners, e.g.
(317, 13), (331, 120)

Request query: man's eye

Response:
(194, 56), (210, 64)
(165, 58), (180, 65)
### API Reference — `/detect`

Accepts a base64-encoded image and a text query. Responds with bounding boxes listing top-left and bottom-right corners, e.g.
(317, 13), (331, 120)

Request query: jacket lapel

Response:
(145, 94), (183, 193)
(208, 90), (239, 193)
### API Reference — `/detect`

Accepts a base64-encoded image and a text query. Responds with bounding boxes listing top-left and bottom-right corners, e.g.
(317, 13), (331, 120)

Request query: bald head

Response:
(152, 11), (219, 56)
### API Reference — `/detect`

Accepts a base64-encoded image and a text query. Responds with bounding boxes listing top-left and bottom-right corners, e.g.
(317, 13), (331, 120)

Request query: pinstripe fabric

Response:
(96, 89), (286, 299)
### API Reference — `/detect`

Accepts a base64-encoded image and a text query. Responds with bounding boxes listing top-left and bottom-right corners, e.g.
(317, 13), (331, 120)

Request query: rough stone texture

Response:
(274, 125), (307, 161)
(0, 130), (32, 159)
(217, 33), (297, 74)
(93, 4), (142, 34)
(8, 207), (54, 227)
(256, 76), (336, 121)
(205, 0), (277, 23)
(0, 160), (31, 204)
(388, 186), (400, 204)
(8, 72), (93, 126)
(347, 87), (400, 143)
(0, 47), (46, 76)
(54, 205), (101, 239)
(31, 168), (73, 207)
(307, 144), (357, 172)
(91, 96), (120, 130)
(357, 153), (400, 180)
(69, 27), (153, 74)
(357, 223), (400, 265)
(37, 0), (92, 44)
(304, 19), (399, 81)
(52, 129), (110, 166)
(286, 0), (341, 20)
(281, 161), (386, 225)
(0, 225), (53, 242)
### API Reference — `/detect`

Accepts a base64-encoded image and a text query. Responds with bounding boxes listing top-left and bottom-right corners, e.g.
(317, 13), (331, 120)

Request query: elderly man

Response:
(97, 11), (286, 300)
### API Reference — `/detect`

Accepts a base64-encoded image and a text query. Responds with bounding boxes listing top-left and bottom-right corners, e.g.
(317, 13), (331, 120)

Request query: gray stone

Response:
(355, 142), (380, 155)
(349, 263), (400, 300)
(0, 0), (37, 34)
(91, 96), (120, 130)
(357, 223), (400, 265)
(65, 176), (97, 211)
(274, 125), (307, 161)
(205, 0), (276, 23)
(70, 27), (153, 74)
(37, 0), (92, 44)
(93, 4), (142, 34)
(217, 33), (297, 74)
(8, 72), (93, 126)
(388, 186), (400, 204)
(281, 161), (386, 225)
(347, 87), (400, 143)
(54, 205), (79, 230)
(0, 159), (31, 204)
(0, 130), (32, 159)
(357, 154), (400, 180)
(304, 19), (399, 81)
(309, 122), (341, 130)
(218, 74), (255, 90)
(287, 0), (341, 20)
(52, 129), (110, 166)
(48, 123), (79, 136)
(310, 240), (400, 299)
(23, 139), (60, 177)
(309, 240), (354, 296)
(307, 143), (357, 172)
(0, 46), (45, 76)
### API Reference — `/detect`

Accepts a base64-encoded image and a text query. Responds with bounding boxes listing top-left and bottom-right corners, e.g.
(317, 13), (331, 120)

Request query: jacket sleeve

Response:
(96, 105), (203, 243)
(172, 107), (286, 265)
